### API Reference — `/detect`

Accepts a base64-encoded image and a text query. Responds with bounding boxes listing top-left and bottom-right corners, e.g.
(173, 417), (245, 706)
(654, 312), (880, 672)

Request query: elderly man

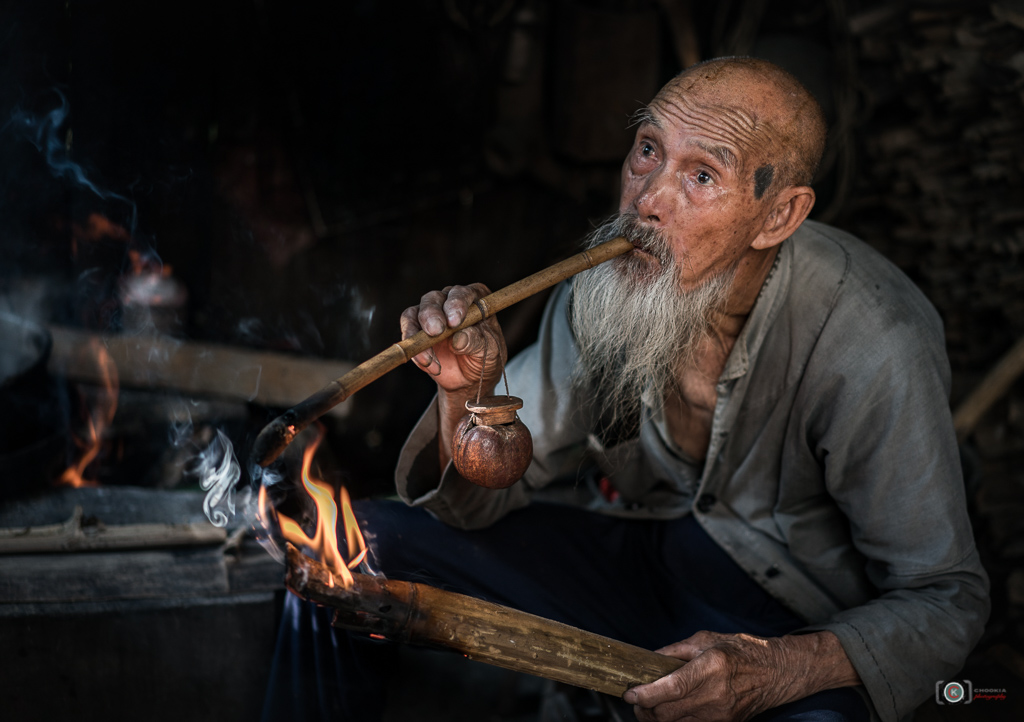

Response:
(263, 58), (989, 722)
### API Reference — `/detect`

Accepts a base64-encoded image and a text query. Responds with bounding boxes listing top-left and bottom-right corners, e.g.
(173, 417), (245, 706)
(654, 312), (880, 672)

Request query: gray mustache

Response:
(588, 214), (670, 263)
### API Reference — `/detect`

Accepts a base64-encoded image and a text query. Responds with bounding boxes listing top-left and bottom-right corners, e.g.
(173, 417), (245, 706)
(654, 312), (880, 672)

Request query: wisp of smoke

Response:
(167, 403), (193, 448)
(6, 89), (131, 209)
(194, 429), (242, 528)
(248, 462), (286, 564)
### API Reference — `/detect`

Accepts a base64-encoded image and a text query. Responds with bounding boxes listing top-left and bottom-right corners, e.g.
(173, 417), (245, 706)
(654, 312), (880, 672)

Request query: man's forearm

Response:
(437, 388), (467, 471)
(773, 630), (861, 703)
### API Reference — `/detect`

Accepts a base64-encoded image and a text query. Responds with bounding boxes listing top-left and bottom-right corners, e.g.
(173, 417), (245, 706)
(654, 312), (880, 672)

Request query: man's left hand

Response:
(623, 630), (860, 722)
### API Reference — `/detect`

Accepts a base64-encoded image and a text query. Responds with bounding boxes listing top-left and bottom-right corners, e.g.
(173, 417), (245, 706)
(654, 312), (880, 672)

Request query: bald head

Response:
(652, 57), (827, 198)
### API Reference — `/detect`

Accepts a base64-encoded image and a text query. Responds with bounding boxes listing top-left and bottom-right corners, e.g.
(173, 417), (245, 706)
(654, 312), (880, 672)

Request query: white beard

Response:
(570, 215), (734, 430)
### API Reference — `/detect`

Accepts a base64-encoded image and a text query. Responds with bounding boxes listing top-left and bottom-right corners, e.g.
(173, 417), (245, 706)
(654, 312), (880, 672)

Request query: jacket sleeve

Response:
(798, 275), (990, 722)
(395, 282), (596, 529)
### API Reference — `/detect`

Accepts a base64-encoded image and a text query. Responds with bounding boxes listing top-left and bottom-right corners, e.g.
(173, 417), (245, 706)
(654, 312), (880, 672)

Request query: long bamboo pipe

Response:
(251, 236), (634, 467)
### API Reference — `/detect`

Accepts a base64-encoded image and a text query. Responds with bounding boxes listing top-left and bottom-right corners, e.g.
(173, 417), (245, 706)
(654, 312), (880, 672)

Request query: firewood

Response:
(0, 505), (226, 554)
(954, 335), (1024, 442)
(48, 326), (355, 418)
(284, 543), (683, 697)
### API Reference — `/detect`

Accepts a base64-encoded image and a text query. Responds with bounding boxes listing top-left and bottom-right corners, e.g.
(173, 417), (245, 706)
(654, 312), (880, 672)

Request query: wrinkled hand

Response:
(399, 283), (507, 396)
(401, 284), (508, 471)
(624, 631), (818, 722)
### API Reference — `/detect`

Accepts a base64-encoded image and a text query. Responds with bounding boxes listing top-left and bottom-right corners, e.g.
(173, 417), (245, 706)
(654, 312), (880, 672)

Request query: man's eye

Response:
(696, 170), (713, 185)
(641, 142), (655, 157)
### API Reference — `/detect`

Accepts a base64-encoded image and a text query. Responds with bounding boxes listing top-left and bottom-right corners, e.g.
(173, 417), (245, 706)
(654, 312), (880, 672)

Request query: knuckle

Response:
(443, 297), (467, 314)
(417, 302), (441, 317)
(669, 672), (690, 695)
(446, 288), (478, 313)
(693, 630), (716, 645)
(416, 309), (440, 328)
(704, 648), (730, 674)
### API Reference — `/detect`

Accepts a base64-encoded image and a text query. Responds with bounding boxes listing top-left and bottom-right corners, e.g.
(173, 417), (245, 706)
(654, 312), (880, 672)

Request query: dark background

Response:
(1, 1), (1023, 720)
(2, 0), (1022, 489)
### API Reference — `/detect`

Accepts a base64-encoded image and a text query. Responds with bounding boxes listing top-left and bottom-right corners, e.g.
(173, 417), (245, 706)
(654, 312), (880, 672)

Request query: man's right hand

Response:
(400, 283), (508, 470)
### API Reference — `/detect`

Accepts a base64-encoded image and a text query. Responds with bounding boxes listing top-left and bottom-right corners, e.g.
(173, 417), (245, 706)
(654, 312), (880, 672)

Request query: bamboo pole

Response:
(251, 237), (634, 467)
(953, 334), (1024, 443)
(284, 543), (682, 697)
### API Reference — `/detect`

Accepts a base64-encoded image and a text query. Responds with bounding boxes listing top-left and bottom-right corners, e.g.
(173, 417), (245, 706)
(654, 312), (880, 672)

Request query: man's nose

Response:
(631, 169), (672, 226)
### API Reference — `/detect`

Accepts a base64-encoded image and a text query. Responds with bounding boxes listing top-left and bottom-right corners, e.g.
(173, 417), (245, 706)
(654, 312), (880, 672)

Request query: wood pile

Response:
(841, 1), (1024, 373)
(0, 487), (282, 604)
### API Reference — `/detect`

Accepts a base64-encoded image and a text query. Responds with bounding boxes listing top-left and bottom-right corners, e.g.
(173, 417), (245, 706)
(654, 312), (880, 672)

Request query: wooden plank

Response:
(47, 325), (353, 418)
(0, 547), (229, 603)
(0, 488), (217, 528)
(0, 505), (226, 554)
(226, 538), (285, 593)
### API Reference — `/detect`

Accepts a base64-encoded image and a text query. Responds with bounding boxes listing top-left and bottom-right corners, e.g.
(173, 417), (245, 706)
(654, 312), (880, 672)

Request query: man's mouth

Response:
(628, 239), (658, 260)
(606, 215), (666, 264)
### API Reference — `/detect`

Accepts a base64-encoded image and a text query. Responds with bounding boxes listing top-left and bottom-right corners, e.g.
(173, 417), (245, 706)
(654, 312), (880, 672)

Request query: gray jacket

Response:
(396, 220), (990, 721)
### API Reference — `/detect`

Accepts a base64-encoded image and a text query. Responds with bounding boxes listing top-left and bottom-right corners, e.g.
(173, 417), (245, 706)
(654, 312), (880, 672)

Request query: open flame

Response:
(59, 338), (119, 487)
(261, 425), (367, 588)
(56, 211), (180, 490)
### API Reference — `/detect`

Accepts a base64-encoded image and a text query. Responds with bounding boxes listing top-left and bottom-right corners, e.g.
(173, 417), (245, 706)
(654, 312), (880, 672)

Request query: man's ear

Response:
(750, 186), (816, 250)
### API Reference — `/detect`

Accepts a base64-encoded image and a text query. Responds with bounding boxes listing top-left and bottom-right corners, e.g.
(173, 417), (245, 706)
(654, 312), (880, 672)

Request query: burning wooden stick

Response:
(285, 543), (683, 697)
(252, 237), (634, 468)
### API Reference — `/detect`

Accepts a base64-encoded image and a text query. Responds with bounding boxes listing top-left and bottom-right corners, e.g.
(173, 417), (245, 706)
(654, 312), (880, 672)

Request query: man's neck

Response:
(663, 243), (782, 460)
(710, 243), (782, 342)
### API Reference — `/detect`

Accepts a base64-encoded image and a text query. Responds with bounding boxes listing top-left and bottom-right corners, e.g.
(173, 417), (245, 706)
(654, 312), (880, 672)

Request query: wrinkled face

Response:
(619, 70), (784, 290)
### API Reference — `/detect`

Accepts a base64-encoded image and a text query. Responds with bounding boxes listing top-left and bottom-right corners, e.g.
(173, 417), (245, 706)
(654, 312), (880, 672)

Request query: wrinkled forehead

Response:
(646, 70), (788, 170)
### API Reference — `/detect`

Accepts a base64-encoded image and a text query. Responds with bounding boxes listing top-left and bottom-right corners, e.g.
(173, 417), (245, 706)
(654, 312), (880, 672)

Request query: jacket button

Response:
(696, 493), (717, 513)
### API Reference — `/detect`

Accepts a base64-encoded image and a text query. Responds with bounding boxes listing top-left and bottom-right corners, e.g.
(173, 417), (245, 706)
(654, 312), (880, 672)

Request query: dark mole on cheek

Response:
(753, 164), (774, 199)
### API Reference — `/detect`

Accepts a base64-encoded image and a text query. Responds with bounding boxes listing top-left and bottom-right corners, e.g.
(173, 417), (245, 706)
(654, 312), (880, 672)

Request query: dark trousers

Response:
(262, 500), (868, 721)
